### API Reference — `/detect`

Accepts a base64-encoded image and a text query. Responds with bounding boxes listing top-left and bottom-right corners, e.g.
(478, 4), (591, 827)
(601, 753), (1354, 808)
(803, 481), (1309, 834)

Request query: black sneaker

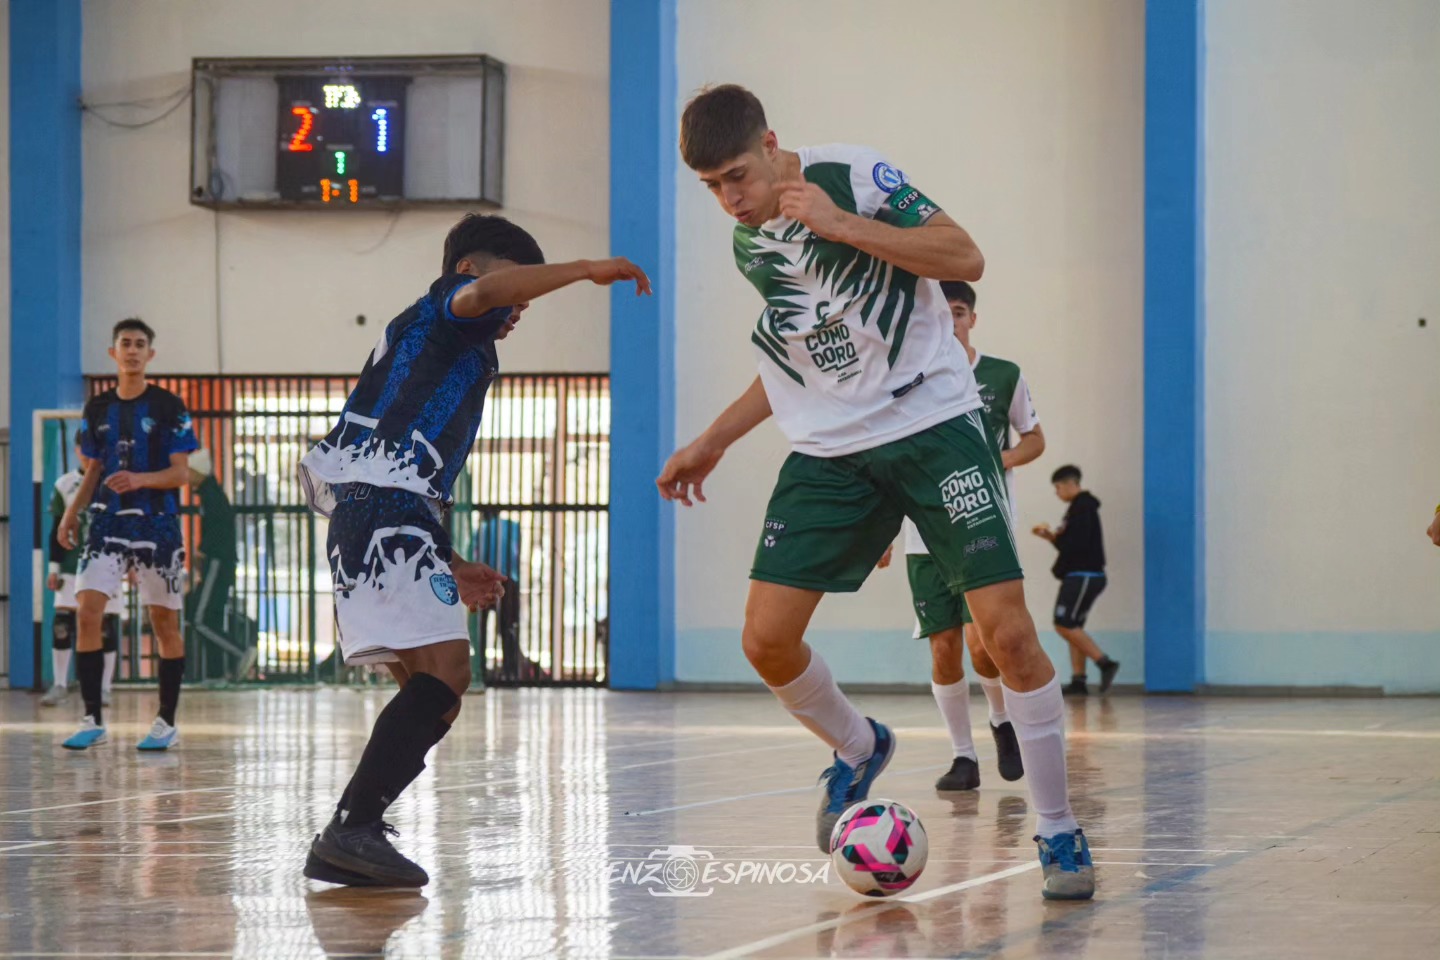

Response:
(1061, 677), (1089, 697)
(306, 817), (429, 888)
(304, 850), (393, 887)
(935, 756), (980, 792)
(1097, 658), (1121, 694)
(990, 722), (1025, 782)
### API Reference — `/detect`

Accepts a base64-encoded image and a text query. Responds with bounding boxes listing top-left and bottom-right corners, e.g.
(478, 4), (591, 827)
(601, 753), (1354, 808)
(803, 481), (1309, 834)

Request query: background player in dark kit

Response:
(59, 319), (198, 750)
(298, 214), (650, 887)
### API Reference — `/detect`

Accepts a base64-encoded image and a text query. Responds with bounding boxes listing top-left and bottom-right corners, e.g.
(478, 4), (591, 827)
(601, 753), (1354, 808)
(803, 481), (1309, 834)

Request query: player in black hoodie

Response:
(1033, 465), (1120, 695)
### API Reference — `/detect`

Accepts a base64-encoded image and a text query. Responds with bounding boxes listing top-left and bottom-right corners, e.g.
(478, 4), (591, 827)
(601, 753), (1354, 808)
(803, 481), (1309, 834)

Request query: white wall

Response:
(673, 0), (1145, 683)
(0, 0), (10, 429)
(1206, 0), (1440, 691)
(81, 0), (609, 375)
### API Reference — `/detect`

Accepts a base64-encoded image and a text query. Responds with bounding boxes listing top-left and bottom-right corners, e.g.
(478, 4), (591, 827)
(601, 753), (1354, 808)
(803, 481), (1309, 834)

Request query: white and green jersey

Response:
(904, 350), (1038, 554)
(736, 144), (981, 458)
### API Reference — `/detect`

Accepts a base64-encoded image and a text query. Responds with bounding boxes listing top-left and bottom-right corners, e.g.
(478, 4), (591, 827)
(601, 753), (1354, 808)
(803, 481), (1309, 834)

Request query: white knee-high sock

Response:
(102, 652), (117, 693)
(769, 652), (875, 768)
(53, 649), (73, 687)
(930, 680), (977, 760)
(978, 675), (1008, 725)
(1003, 677), (1079, 836)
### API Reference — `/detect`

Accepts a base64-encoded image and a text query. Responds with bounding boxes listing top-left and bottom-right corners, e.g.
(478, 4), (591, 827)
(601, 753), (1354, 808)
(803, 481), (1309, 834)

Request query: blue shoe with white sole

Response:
(62, 716), (108, 750)
(1036, 828), (1096, 900)
(816, 718), (896, 853)
(137, 718), (179, 751)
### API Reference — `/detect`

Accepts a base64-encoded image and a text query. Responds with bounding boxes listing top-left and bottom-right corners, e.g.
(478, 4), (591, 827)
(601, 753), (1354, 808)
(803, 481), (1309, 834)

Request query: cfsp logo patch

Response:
(762, 518), (787, 549)
(430, 572), (459, 606)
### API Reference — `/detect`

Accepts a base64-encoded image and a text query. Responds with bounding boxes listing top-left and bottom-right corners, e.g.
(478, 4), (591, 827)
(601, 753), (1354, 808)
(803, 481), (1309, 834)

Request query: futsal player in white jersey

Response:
(657, 85), (1093, 899)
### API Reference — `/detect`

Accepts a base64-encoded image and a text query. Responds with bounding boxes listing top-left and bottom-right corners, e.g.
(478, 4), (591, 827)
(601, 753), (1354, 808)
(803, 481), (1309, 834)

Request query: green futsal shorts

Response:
(906, 552), (971, 638)
(750, 410), (1023, 596)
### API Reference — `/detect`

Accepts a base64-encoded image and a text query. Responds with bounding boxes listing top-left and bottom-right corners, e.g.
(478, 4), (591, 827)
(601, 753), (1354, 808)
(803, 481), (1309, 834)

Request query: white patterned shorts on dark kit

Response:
(327, 485), (468, 665)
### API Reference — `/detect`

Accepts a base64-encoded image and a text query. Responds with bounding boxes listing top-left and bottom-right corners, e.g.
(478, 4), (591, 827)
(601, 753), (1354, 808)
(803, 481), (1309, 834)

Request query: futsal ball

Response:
(829, 798), (928, 897)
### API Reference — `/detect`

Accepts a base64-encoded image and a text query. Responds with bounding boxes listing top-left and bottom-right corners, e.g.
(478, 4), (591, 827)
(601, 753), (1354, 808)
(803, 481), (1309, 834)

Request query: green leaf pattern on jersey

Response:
(751, 311), (804, 385)
(733, 160), (921, 382)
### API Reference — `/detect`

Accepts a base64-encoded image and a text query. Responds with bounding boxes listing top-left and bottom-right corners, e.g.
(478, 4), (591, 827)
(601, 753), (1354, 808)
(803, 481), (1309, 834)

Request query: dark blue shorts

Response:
(1054, 573), (1107, 629)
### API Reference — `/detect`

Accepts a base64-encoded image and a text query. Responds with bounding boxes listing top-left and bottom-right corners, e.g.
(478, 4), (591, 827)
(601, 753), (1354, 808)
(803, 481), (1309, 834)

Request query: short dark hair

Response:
(442, 214), (545, 275)
(939, 281), (976, 309)
(1051, 464), (1082, 485)
(680, 84), (768, 171)
(112, 317), (156, 344)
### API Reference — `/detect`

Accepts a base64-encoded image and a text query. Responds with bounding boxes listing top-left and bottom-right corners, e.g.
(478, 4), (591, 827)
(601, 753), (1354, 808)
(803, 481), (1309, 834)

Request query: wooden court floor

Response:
(1, 687), (1437, 958)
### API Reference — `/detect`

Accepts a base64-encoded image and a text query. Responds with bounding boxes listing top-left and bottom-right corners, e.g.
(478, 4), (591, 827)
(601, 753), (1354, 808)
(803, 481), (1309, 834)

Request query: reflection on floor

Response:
(1, 688), (1437, 958)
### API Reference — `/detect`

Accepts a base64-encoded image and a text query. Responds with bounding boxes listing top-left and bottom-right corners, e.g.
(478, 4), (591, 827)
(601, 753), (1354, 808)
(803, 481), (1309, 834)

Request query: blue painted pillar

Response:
(1143, 0), (1205, 692)
(7, 0), (84, 688)
(608, 0), (676, 690)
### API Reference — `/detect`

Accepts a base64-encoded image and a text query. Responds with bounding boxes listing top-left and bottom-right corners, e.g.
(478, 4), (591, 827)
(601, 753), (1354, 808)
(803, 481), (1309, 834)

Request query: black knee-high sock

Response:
(341, 673), (458, 826)
(336, 713), (455, 818)
(158, 657), (185, 725)
(77, 650), (105, 726)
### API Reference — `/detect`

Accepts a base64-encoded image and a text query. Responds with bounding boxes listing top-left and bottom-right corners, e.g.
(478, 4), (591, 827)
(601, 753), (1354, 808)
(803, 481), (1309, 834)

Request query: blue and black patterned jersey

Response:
(300, 274), (512, 514)
(79, 385), (199, 515)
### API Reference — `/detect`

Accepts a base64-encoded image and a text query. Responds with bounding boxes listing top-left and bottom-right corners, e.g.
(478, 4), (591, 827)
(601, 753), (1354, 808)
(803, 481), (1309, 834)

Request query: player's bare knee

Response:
(966, 630), (1001, 678)
(441, 665), (472, 698)
(741, 626), (776, 670)
(929, 630), (966, 685)
(426, 649), (473, 697)
(149, 609), (185, 658)
(75, 597), (107, 652)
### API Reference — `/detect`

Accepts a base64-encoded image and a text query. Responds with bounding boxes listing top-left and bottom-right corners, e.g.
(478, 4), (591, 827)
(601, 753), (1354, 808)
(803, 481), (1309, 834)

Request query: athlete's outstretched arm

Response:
(657, 376), (772, 507)
(775, 182), (983, 281)
(450, 259), (651, 317)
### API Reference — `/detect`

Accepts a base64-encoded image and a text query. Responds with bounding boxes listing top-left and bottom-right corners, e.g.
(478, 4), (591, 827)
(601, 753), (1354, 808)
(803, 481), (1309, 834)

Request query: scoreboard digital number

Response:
(191, 56), (505, 210)
(275, 77), (408, 204)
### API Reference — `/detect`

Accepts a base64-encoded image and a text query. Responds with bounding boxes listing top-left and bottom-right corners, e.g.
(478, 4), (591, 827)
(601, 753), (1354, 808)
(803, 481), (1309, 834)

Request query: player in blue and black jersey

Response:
(298, 214), (650, 888)
(58, 318), (199, 751)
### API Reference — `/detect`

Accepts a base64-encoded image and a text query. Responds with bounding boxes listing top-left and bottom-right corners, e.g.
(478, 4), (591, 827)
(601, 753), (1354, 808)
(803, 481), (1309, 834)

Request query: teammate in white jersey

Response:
(889, 281), (1045, 792)
(657, 85), (1093, 899)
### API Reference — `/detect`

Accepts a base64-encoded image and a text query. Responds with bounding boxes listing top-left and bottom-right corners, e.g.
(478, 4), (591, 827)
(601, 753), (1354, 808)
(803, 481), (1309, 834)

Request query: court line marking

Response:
(899, 859), (1040, 904)
(624, 763), (946, 816)
(0, 787), (230, 817)
(702, 861), (1039, 959)
(154, 812), (231, 824)
(0, 840), (57, 853)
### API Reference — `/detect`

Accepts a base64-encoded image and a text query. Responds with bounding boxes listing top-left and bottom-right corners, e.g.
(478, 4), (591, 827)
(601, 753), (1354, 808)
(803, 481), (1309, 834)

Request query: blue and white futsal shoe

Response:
(1035, 828), (1096, 900)
(137, 717), (179, 751)
(62, 716), (108, 750)
(816, 718), (896, 853)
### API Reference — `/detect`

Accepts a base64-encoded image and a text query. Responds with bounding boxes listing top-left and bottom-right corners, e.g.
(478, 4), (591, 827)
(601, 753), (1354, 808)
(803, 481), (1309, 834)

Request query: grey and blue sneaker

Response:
(816, 718), (896, 853)
(40, 684), (69, 706)
(62, 716), (107, 750)
(137, 718), (179, 751)
(1035, 828), (1095, 900)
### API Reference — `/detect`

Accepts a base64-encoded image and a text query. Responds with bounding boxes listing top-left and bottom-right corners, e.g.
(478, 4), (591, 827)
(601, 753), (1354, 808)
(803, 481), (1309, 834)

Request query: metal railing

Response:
(84, 374), (610, 687)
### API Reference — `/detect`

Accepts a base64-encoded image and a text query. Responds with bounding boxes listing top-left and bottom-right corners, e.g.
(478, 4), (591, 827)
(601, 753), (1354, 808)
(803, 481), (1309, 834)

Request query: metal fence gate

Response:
(83, 374), (610, 687)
